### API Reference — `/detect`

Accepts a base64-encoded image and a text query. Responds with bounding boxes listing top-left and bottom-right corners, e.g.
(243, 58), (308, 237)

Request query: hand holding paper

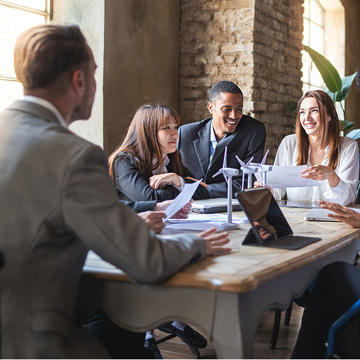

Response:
(301, 165), (340, 188)
(164, 179), (201, 219)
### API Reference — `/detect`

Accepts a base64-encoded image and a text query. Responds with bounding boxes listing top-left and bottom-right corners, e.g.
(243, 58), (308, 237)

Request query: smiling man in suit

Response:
(178, 81), (266, 198)
(0, 25), (231, 358)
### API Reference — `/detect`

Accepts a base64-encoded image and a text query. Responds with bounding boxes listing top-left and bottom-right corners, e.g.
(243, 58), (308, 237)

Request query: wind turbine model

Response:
(235, 156), (257, 190)
(212, 146), (239, 228)
(249, 149), (273, 186)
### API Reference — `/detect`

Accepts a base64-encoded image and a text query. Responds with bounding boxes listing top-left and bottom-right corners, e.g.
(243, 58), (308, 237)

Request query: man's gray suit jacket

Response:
(0, 100), (205, 358)
(178, 116), (266, 198)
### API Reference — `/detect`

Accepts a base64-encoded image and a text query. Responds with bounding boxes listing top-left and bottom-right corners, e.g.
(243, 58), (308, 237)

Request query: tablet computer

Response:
(237, 188), (321, 250)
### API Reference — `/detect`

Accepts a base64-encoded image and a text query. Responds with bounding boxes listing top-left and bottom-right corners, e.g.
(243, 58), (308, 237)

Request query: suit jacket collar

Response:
(6, 100), (63, 127)
(193, 117), (239, 171)
(193, 118), (212, 174)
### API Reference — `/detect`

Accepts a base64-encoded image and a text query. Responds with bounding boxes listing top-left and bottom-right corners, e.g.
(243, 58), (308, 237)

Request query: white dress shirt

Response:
(273, 134), (359, 205)
(22, 95), (67, 128)
(209, 121), (218, 163)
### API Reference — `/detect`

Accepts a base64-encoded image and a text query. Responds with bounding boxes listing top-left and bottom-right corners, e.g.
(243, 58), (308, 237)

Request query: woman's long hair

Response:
(296, 90), (340, 170)
(109, 104), (183, 179)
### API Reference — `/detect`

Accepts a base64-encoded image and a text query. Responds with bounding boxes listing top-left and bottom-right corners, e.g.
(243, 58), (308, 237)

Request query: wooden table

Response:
(82, 207), (360, 358)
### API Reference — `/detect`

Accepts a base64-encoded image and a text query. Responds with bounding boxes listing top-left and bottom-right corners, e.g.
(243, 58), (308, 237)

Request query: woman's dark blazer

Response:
(113, 152), (209, 201)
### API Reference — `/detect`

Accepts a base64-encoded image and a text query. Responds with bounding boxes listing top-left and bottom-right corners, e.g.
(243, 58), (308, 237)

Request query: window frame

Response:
(302, 0), (325, 91)
(0, 0), (52, 83)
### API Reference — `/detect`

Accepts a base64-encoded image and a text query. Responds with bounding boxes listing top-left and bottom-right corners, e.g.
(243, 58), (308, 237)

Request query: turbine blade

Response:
(223, 146), (228, 168)
(245, 156), (254, 166)
(235, 155), (245, 167)
(261, 149), (269, 165)
(212, 169), (223, 178)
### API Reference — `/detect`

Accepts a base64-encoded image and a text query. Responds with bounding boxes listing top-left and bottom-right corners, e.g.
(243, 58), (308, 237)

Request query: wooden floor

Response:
(154, 303), (303, 359)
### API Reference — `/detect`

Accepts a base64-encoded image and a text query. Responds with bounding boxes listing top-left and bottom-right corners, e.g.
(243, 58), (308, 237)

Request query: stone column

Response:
(53, 0), (180, 155)
(103, 0), (180, 155)
(53, 0), (105, 148)
(342, 0), (360, 128)
(252, 0), (303, 155)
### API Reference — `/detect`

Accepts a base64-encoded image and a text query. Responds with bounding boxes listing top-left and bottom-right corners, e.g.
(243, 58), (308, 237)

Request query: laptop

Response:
(304, 208), (338, 222)
(277, 200), (320, 208)
(192, 198), (242, 214)
(236, 188), (321, 250)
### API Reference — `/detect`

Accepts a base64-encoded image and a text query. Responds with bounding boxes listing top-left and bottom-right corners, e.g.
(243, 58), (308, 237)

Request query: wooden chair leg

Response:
(270, 310), (281, 349)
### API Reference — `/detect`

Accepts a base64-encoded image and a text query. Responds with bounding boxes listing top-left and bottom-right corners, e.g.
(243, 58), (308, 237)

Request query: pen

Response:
(185, 176), (208, 188)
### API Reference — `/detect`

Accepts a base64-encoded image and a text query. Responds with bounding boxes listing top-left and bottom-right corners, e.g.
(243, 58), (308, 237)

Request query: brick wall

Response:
(253, 0), (303, 154)
(179, 0), (304, 162)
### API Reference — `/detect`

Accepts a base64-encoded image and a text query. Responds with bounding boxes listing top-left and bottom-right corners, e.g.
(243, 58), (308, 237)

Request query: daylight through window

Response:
(0, 0), (51, 110)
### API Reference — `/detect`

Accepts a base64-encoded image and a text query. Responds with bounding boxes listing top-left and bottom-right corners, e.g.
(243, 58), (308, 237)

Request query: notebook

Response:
(236, 188), (321, 250)
(192, 198), (242, 214)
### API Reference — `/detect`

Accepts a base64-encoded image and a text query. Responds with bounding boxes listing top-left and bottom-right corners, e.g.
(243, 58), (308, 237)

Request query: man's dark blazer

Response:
(178, 115), (266, 198)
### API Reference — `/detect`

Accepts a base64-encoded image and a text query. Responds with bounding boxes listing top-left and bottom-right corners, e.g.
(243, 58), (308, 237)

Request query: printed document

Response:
(255, 165), (319, 188)
(165, 179), (201, 219)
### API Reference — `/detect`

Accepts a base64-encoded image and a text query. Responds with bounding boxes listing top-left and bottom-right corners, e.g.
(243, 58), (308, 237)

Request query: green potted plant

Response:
(303, 45), (358, 137)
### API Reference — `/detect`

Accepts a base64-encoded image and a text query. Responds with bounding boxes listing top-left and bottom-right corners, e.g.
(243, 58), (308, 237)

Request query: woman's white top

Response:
(273, 134), (359, 205)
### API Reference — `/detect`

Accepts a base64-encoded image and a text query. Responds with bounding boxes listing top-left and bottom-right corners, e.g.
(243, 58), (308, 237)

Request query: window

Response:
(0, 0), (51, 110)
(302, 0), (325, 92)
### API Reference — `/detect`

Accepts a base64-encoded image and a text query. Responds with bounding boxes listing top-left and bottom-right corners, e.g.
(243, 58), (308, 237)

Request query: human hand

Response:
(154, 200), (172, 212)
(301, 165), (340, 188)
(154, 200), (192, 219)
(319, 200), (360, 228)
(172, 200), (193, 219)
(149, 173), (181, 189)
(199, 228), (232, 256)
(254, 182), (274, 196)
(138, 211), (166, 234)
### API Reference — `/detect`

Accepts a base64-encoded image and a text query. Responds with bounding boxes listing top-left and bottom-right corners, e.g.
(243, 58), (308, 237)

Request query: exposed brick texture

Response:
(179, 0), (304, 162)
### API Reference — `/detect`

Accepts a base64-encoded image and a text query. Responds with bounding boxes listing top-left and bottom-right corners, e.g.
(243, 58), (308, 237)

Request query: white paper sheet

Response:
(164, 222), (228, 232)
(164, 213), (248, 232)
(165, 179), (201, 219)
(255, 165), (319, 188)
(166, 213), (248, 224)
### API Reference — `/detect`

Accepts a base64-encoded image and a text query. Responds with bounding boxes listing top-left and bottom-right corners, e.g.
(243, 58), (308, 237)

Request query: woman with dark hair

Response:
(272, 90), (358, 205)
(109, 104), (207, 201)
(109, 104), (209, 353)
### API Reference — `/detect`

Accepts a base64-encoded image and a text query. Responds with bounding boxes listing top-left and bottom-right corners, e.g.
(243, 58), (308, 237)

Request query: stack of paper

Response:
(164, 213), (248, 232)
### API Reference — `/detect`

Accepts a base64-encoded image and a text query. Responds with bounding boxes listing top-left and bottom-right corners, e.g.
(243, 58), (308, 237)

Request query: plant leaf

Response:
(345, 128), (360, 139)
(324, 87), (337, 103)
(304, 45), (342, 93)
(338, 72), (358, 101)
(339, 120), (354, 133)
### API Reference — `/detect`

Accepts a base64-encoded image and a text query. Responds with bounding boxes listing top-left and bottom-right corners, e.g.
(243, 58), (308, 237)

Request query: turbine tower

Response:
(212, 146), (239, 228)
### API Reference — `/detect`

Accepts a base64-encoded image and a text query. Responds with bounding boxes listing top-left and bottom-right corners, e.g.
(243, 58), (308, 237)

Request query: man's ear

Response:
(71, 69), (85, 96)
(207, 101), (213, 114)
